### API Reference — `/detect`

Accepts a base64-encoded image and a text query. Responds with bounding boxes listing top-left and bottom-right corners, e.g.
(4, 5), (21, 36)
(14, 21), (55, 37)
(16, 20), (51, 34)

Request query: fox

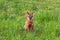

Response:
(24, 12), (34, 31)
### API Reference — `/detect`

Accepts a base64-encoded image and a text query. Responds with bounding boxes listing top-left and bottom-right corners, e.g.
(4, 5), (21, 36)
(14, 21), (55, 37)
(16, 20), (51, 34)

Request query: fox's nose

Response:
(29, 16), (32, 20)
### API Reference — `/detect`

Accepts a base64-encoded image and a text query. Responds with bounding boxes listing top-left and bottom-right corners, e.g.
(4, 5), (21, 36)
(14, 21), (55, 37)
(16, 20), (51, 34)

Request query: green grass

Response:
(0, 0), (60, 40)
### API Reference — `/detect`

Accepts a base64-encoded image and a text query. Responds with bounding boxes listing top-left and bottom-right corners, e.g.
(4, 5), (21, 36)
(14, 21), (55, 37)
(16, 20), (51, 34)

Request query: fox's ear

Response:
(27, 12), (29, 14)
(31, 12), (34, 15)
(31, 13), (33, 14)
(25, 12), (29, 16)
(32, 12), (35, 16)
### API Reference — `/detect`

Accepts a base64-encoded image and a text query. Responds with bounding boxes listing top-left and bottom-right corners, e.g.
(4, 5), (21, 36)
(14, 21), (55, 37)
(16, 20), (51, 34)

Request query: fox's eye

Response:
(31, 16), (33, 17)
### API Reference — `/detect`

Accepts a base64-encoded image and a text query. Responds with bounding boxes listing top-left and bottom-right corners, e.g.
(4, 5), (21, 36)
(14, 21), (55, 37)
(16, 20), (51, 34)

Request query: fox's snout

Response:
(29, 16), (33, 20)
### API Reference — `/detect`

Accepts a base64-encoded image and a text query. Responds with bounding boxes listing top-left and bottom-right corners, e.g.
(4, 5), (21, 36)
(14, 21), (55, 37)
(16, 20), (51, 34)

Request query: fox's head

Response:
(26, 12), (33, 20)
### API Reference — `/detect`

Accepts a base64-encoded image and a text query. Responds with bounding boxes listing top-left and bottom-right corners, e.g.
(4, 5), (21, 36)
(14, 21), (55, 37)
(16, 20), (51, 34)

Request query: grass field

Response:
(0, 0), (60, 40)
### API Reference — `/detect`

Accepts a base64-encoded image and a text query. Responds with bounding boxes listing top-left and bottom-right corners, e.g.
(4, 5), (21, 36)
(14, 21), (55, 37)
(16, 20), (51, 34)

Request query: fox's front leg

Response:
(30, 24), (34, 31)
(24, 24), (29, 31)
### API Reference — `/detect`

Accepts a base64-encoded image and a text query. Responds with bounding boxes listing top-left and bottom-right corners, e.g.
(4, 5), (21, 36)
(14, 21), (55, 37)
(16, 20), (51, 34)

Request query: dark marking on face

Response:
(29, 16), (33, 20)
(29, 16), (32, 20)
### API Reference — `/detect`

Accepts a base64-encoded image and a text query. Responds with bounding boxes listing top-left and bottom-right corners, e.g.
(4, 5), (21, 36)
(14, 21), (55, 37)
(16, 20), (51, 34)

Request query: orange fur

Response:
(24, 12), (34, 31)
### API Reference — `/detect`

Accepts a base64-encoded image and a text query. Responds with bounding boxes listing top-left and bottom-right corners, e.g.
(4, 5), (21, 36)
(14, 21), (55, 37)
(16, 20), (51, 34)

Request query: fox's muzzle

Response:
(29, 16), (32, 20)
